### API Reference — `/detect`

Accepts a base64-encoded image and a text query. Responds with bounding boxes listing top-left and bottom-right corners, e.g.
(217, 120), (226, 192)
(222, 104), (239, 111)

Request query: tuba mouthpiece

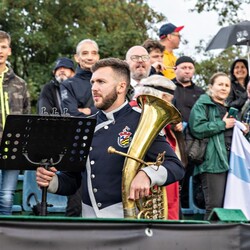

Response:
(107, 146), (116, 154)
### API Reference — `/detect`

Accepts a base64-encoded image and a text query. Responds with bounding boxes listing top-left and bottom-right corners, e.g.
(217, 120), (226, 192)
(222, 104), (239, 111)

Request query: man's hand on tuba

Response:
(128, 171), (151, 200)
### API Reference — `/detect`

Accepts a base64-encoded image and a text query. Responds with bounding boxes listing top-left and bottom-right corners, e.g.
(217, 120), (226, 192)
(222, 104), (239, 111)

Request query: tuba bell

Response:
(108, 94), (181, 219)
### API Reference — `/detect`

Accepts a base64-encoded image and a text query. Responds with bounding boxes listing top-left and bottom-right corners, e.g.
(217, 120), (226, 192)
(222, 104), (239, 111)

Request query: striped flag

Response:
(224, 121), (250, 219)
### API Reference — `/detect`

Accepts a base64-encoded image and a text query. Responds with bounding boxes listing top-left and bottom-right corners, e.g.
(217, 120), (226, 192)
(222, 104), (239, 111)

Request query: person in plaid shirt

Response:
(241, 81), (250, 141)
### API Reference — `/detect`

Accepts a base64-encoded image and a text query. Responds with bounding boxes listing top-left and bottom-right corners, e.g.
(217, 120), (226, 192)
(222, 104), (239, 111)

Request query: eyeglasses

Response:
(171, 33), (181, 39)
(130, 55), (150, 62)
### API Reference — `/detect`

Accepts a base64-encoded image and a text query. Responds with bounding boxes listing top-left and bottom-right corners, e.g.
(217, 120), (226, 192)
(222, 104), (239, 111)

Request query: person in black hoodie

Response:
(38, 57), (78, 217)
(60, 39), (100, 117)
(226, 58), (249, 112)
(38, 57), (75, 115)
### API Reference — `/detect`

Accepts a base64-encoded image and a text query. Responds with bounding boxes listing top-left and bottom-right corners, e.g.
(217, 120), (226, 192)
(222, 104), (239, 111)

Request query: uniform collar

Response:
(97, 101), (129, 124)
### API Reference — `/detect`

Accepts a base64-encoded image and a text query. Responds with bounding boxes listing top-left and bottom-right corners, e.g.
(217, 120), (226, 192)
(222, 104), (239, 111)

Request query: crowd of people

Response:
(0, 22), (250, 220)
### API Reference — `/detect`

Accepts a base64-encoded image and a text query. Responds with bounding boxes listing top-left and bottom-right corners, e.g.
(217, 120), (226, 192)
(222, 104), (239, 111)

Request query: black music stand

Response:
(0, 115), (96, 216)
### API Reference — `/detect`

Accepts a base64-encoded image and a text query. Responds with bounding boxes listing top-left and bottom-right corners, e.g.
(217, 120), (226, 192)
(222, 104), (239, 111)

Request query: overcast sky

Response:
(147, 0), (250, 59)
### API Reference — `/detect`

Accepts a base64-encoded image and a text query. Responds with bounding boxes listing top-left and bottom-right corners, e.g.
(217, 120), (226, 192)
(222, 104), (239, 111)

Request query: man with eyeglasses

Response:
(125, 45), (151, 100)
(159, 23), (184, 80)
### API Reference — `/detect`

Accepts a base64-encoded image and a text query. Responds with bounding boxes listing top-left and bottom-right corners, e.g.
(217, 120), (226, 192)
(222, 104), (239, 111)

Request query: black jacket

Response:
(172, 78), (205, 122)
(60, 66), (97, 117)
(37, 77), (62, 115)
(226, 80), (248, 112)
(226, 58), (249, 112)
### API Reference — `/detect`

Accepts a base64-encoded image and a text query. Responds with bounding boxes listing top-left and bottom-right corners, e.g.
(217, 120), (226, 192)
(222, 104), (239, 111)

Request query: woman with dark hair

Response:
(226, 58), (249, 112)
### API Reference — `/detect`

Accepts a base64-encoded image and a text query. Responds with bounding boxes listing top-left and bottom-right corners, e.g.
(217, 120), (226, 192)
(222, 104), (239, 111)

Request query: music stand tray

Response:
(0, 115), (96, 215)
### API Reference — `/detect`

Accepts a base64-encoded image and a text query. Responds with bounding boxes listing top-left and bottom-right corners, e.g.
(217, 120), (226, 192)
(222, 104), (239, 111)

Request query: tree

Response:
(190, 1), (248, 88)
(0, 0), (165, 110)
(193, 39), (245, 89)
(191, 0), (250, 25)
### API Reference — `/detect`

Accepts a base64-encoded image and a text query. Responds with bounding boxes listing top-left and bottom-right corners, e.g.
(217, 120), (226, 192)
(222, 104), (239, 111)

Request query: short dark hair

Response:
(0, 30), (11, 46)
(91, 58), (131, 88)
(142, 39), (165, 53)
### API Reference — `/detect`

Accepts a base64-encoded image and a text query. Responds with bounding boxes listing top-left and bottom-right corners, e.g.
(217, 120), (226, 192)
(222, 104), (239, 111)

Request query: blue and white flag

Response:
(224, 121), (250, 219)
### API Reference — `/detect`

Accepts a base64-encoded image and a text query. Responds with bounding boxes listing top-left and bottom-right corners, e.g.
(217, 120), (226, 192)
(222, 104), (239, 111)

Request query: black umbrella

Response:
(205, 20), (250, 73)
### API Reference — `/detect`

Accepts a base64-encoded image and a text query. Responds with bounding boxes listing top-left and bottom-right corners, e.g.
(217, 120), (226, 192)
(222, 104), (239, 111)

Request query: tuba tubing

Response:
(122, 94), (181, 219)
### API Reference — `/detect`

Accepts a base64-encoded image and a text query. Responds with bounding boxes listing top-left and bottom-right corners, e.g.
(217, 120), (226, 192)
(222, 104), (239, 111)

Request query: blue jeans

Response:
(0, 170), (20, 215)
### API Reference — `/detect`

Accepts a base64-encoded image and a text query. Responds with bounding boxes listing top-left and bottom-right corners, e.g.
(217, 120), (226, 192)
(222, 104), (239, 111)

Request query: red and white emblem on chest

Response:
(117, 126), (132, 148)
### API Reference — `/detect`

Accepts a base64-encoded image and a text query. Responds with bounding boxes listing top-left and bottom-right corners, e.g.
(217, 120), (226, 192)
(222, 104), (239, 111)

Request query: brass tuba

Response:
(108, 94), (181, 219)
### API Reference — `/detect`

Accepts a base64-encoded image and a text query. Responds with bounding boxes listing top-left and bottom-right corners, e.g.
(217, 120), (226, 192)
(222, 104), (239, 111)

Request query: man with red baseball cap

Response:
(159, 23), (184, 80)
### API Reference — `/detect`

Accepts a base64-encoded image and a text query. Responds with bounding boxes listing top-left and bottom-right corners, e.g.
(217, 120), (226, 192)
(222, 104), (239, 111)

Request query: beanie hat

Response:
(53, 57), (75, 72)
(175, 56), (195, 67)
(159, 23), (184, 40)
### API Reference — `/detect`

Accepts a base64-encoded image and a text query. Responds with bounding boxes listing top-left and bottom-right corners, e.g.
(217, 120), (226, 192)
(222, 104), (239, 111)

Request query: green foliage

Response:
(0, 0), (164, 111)
(4, 0), (246, 111)
(193, 40), (246, 89)
(190, 0), (250, 88)
(191, 0), (250, 25)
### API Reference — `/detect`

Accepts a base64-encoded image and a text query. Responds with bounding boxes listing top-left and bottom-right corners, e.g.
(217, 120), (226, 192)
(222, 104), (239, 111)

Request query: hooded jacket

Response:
(189, 94), (229, 176)
(0, 67), (30, 138)
(37, 77), (62, 115)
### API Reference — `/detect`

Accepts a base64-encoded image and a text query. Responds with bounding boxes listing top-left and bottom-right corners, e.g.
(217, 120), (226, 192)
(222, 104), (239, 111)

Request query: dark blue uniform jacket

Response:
(56, 102), (185, 210)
